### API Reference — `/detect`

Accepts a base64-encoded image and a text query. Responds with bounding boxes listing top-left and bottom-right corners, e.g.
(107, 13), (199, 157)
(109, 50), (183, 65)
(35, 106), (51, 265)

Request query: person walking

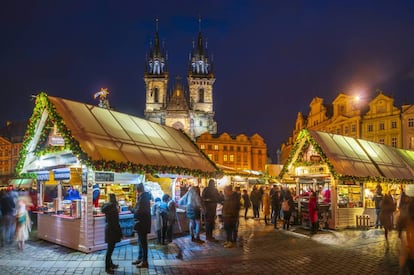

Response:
(380, 192), (396, 243)
(151, 197), (165, 245)
(281, 190), (294, 230)
(164, 194), (176, 243)
(250, 186), (261, 220)
(270, 186), (282, 228)
(1, 188), (16, 245)
(14, 198), (31, 250)
(132, 183), (151, 269)
(242, 189), (251, 219)
(222, 185), (240, 248)
(373, 184), (384, 229)
(201, 179), (221, 242)
(309, 191), (318, 234)
(179, 186), (205, 243)
(101, 193), (122, 274)
(262, 187), (271, 225)
(400, 197), (414, 274)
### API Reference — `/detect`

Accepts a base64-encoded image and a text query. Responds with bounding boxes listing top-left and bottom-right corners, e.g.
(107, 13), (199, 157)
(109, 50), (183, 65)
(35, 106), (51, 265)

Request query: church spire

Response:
(188, 17), (213, 77)
(146, 18), (168, 76)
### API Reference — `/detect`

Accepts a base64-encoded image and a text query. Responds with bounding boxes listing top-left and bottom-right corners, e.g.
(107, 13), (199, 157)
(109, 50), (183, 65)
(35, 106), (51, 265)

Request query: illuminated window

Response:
(368, 124), (373, 132)
(214, 145), (219, 150)
(230, 155), (234, 162)
(207, 154), (213, 160)
(200, 144), (205, 150)
(391, 121), (397, 129)
(409, 118), (414, 128)
(379, 123), (385, 130)
(223, 155), (228, 162)
(392, 137), (397, 147)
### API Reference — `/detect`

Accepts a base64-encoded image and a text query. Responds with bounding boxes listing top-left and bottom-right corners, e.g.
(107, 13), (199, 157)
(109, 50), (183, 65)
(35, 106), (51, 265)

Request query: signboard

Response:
(95, 172), (114, 182)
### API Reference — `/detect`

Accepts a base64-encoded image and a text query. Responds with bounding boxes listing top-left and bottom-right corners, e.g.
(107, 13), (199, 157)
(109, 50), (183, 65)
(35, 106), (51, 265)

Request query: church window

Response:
(198, 88), (204, 103)
(153, 87), (159, 103)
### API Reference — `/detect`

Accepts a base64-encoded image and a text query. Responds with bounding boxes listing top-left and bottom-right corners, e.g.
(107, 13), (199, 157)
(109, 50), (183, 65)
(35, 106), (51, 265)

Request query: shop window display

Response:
(337, 184), (363, 208)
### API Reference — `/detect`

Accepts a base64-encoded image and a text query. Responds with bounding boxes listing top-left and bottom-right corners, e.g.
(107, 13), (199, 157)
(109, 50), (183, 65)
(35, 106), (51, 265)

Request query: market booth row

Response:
(15, 92), (218, 253)
(279, 129), (414, 229)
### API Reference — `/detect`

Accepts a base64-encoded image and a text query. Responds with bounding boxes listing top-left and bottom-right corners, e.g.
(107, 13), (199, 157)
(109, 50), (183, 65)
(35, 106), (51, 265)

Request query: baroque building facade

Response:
(0, 121), (26, 184)
(143, 20), (217, 140)
(280, 90), (414, 164)
(196, 132), (267, 172)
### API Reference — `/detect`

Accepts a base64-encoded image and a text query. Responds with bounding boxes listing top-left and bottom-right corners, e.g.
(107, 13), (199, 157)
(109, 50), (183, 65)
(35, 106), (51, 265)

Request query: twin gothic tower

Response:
(144, 20), (217, 140)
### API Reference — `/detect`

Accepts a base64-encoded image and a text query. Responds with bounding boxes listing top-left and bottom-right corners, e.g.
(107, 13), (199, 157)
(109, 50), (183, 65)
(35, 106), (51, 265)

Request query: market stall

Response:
(15, 92), (218, 252)
(280, 129), (414, 229)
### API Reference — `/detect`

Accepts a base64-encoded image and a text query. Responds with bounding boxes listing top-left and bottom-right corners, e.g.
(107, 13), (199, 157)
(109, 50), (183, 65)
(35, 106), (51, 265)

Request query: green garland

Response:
(279, 129), (414, 184)
(15, 92), (217, 178)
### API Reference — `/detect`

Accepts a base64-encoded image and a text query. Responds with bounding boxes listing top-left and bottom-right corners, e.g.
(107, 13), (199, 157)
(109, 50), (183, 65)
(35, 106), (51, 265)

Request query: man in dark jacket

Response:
(222, 185), (240, 248)
(202, 179), (221, 241)
(132, 183), (151, 268)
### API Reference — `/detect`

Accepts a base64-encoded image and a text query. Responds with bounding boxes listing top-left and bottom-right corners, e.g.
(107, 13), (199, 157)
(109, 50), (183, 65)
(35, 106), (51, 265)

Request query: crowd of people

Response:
(0, 186), (32, 250)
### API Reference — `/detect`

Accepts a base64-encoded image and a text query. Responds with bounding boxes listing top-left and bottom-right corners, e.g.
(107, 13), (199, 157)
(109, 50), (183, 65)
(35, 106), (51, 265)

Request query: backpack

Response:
(281, 199), (290, 212)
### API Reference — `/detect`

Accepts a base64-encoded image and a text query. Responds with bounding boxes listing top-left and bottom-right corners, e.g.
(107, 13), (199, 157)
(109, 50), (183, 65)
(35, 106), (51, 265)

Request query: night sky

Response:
(2, 1), (414, 162)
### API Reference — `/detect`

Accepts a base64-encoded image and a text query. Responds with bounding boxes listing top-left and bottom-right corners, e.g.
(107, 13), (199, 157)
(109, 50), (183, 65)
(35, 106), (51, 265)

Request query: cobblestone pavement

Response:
(0, 217), (403, 275)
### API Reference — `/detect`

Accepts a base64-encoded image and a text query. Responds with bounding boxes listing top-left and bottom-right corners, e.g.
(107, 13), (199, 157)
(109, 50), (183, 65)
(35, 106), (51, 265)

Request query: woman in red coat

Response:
(308, 191), (318, 234)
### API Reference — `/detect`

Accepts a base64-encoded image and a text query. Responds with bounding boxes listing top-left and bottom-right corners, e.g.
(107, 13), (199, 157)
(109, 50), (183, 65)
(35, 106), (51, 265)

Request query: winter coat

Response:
(202, 183), (221, 218)
(262, 192), (270, 216)
(308, 195), (318, 223)
(379, 194), (396, 230)
(250, 189), (262, 206)
(134, 191), (152, 234)
(223, 192), (241, 225)
(101, 202), (122, 244)
(179, 187), (204, 220)
(242, 193), (251, 208)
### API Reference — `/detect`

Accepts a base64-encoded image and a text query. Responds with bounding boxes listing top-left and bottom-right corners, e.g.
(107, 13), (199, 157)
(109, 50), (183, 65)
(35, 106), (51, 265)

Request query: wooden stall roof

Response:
(17, 93), (217, 176)
(281, 129), (414, 181)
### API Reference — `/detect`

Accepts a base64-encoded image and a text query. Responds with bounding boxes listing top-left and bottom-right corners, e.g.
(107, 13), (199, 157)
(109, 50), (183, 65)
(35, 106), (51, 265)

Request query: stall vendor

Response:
(64, 186), (82, 200)
(93, 183), (100, 208)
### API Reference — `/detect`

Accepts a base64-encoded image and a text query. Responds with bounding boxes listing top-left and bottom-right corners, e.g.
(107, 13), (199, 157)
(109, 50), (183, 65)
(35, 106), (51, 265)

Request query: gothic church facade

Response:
(143, 21), (217, 140)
